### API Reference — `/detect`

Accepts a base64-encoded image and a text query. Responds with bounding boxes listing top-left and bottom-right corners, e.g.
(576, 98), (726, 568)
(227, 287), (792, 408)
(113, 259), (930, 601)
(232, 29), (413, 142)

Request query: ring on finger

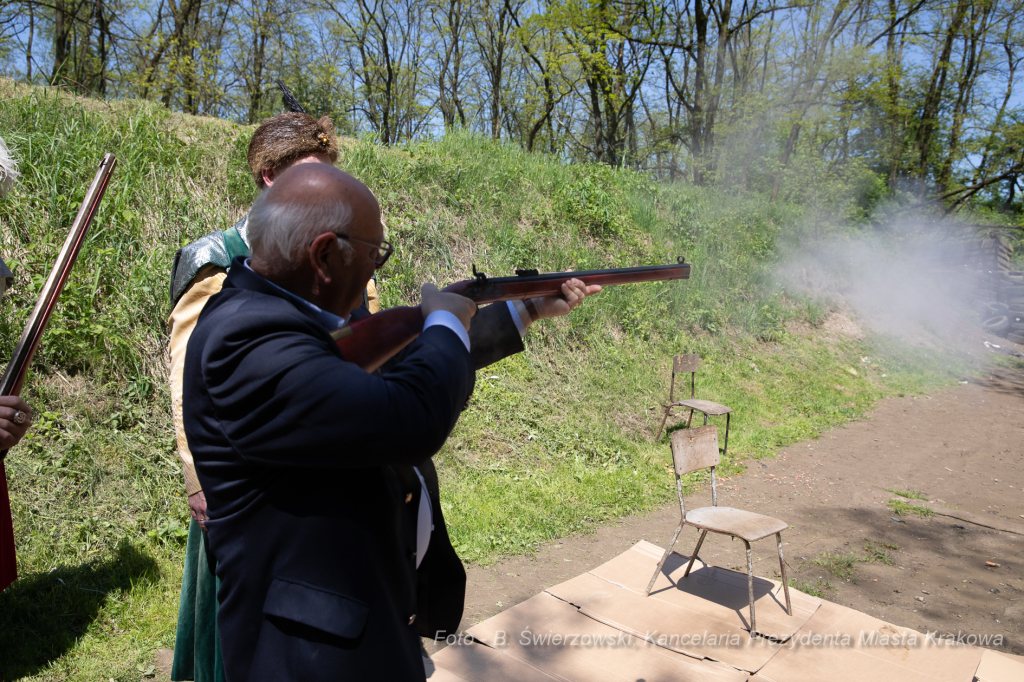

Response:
(12, 410), (27, 425)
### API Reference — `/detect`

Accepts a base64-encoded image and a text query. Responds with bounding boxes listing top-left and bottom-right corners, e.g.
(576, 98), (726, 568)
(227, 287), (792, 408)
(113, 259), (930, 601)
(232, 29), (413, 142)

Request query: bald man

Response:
(182, 164), (595, 680)
(168, 112), (354, 682)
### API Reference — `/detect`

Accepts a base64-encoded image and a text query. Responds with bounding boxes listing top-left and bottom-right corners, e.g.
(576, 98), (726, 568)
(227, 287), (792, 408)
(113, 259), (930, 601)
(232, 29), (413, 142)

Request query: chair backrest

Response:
(671, 424), (719, 476)
(673, 354), (700, 374)
(669, 354), (700, 401)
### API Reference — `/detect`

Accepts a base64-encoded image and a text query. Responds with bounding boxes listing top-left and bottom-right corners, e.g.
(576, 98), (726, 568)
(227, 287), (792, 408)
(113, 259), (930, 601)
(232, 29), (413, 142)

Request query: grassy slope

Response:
(0, 81), (982, 679)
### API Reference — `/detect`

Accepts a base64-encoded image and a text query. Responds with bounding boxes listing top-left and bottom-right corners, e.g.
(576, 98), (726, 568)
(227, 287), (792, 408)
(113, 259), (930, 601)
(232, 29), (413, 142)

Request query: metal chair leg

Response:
(655, 406), (672, 440)
(645, 521), (684, 597)
(777, 532), (792, 616)
(722, 412), (731, 459)
(685, 408), (695, 429)
(745, 540), (756, 637)
(683, 530), (708, 577)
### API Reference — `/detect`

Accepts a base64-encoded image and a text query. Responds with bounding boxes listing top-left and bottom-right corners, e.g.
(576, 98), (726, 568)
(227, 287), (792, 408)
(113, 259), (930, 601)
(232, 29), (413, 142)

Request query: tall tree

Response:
(471, 0), (520, 138)
(911, 0), (970, 188)
(431, 0), (471, 129)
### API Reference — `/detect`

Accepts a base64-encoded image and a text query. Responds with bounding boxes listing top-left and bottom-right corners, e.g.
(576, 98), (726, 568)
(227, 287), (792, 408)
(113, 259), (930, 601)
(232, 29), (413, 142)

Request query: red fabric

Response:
(0, 461), (16, 591)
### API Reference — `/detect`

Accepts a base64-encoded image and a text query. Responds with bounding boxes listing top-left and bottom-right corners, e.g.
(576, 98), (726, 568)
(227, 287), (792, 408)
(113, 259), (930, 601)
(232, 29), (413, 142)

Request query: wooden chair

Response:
(644, 425), (792, 635)
(655, 356), (732, 462)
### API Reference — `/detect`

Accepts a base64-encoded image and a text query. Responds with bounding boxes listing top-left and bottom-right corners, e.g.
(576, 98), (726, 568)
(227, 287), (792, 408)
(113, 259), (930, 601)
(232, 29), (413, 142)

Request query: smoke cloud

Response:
(778, 219), (1009, 353)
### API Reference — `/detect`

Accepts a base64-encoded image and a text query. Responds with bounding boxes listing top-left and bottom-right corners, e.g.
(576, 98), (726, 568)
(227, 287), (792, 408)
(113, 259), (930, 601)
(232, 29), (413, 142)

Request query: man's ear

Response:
(308, 233), (337, 288)
(261, 166), (276, 186)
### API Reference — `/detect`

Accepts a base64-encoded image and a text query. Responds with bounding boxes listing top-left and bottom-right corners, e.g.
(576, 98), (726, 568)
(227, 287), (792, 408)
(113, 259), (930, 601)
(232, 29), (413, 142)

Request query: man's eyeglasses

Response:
(333, 233), (394, 269)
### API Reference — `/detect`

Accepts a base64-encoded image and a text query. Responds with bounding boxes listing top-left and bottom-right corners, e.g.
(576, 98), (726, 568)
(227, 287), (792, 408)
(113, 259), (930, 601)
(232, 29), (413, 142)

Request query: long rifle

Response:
(334, 259), (690, 372)
(0, 153), (116, 591)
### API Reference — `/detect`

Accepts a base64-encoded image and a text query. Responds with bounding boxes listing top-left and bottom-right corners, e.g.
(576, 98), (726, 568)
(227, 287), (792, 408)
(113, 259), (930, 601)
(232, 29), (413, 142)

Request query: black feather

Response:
(276, 79), (306, 114)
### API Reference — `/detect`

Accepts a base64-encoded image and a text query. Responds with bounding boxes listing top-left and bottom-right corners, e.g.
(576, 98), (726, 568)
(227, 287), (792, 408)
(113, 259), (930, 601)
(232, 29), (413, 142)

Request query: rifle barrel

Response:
(336, 260), (691, 372)
(0, 154), (117, 397)
(448, 261), (690, 303)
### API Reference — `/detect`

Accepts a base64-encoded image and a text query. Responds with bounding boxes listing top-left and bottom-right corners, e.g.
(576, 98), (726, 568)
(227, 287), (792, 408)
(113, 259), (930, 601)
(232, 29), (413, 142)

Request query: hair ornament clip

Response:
(316, 131), (330, 147)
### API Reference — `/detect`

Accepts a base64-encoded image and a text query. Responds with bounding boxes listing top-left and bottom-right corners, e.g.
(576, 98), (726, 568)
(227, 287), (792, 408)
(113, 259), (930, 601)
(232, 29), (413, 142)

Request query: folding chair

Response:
(644, 425), (792, 635)
(655, 356), (732, 462)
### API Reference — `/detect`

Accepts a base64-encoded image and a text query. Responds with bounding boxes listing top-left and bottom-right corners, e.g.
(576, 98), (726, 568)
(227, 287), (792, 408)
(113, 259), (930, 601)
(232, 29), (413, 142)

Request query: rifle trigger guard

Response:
(472, 264), (488, 284)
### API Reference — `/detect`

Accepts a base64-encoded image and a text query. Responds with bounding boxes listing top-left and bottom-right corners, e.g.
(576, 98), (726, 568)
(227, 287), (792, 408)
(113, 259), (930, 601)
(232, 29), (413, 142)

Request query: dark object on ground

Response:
(982, 315), (1010, 335)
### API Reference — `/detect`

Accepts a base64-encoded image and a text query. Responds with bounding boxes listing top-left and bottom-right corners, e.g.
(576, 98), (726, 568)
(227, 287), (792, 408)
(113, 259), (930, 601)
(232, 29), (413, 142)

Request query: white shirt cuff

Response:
(507, 301), (528, 337)
(413, 466), (432, 569)
(423, 310), (471, 351)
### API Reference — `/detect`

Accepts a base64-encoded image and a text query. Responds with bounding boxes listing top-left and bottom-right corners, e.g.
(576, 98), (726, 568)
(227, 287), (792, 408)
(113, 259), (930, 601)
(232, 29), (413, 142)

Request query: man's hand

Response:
(422, 282), (477, 331)
(188, 490), (208, 531)
(531, 278), (602, 320)
(0, 396), (31, 451)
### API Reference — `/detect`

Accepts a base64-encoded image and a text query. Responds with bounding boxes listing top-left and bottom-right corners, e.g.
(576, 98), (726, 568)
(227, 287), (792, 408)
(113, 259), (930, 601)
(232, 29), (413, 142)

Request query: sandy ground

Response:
(432, 361), (1024, 657)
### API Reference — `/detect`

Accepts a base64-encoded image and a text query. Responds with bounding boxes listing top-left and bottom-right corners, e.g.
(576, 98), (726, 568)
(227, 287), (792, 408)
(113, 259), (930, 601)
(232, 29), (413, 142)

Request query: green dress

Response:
(169, 222), (247, 682)
(171, 519), (224, 682)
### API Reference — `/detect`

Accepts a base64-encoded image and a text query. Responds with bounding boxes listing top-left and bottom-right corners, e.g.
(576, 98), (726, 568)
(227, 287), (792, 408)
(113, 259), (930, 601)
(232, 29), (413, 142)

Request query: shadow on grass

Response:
(0, 541), (160, 680)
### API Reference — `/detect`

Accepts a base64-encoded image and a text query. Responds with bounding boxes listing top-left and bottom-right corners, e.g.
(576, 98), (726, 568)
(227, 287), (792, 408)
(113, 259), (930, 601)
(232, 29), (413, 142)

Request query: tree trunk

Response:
(52, 0), (73, 85)
(885, 0), (908, 187)
(912, 0), (969, 186)
(94, 0), (110, 95)
(26, 6), (34, 82)
(691, 0), (708, 184)
(937, 3), (990, 191)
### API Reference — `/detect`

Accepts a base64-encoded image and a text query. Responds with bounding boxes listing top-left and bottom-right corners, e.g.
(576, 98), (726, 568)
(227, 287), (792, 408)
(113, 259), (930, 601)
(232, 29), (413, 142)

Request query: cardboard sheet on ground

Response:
(755, 600), (985, 682)
(430, 641), (560, 681)
(546, 570), (784, 672)
(582, 540), (820, 641)
(425, 664), (474, 682)
(973, 649), (1024, 682)
(464, 592), (749, 682)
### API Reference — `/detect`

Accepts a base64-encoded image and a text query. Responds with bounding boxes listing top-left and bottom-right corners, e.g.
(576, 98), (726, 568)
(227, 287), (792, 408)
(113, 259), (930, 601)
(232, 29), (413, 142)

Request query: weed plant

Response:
(808, 539), (900, 587)
(889, 498), (934, 517)
(862, 539), (896, 565)
(0, 81), (986, 677)
(789, 577), (833, 599)
(885, 488), (928, 500)
(812, 551), (861, 582)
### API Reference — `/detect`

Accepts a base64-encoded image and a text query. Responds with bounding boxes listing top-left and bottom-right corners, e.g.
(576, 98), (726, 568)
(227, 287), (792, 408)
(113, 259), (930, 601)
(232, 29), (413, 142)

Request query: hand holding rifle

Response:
(420, 282), (479, 331)
(335, 260), (687, 371)
(526, 277), (603, 321)
(0, 397), (31, 451)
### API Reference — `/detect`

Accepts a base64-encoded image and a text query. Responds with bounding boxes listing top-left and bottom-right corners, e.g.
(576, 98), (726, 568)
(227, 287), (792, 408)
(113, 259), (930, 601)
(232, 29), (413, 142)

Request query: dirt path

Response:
(432, 364), (1024, 656)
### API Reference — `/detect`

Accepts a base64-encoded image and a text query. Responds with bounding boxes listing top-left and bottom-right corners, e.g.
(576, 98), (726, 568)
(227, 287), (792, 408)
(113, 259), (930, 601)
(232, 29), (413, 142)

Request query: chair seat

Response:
(684, 506), (788, 542)
(674, 399), (732, 416)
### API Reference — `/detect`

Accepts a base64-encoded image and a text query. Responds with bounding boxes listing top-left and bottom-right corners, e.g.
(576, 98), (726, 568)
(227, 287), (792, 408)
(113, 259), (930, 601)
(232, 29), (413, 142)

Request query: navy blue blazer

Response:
(184, 262), (481, 681)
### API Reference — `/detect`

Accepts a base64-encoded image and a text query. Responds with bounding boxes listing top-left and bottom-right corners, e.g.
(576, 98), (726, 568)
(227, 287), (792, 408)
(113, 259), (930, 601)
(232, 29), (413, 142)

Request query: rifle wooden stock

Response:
(335, 260), (690, 372)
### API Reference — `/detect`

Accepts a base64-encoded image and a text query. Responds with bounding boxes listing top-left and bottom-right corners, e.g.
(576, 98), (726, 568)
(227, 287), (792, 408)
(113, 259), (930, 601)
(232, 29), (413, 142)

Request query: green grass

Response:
(0, 80), (1001, 678)
(885, 488), (928, 500)
(789, 577), (833, 599)
(811, 551), (861, 582)
(862, 539), (896, 565)
(889, 498), (935, 518)
(806, 539), (901, 588)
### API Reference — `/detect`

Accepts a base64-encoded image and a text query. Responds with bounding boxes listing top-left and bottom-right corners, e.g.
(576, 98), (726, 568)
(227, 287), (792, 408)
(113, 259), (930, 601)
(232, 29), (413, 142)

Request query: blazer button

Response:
(409, 614), (417, 625)
(405, 493), (413, 503)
